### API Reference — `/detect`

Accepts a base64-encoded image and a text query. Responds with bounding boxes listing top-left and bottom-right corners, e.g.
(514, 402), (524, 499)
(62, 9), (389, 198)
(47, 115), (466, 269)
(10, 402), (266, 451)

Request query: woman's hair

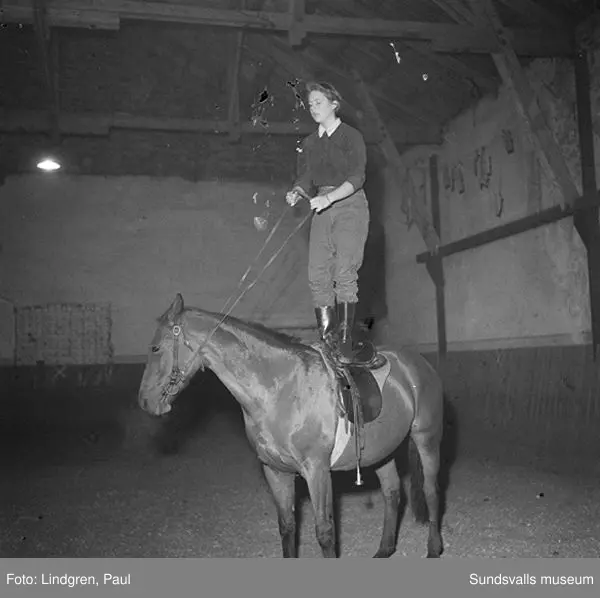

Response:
(306, 81), (343, 113)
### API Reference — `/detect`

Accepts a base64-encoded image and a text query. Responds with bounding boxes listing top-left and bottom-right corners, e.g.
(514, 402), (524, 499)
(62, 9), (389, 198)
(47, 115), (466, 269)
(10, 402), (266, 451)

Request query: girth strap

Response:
(312, 341), (367, 485)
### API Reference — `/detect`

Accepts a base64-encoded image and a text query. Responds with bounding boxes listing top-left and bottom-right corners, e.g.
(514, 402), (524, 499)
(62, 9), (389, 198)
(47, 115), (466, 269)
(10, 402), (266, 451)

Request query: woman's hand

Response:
(310, 194), (333, 213)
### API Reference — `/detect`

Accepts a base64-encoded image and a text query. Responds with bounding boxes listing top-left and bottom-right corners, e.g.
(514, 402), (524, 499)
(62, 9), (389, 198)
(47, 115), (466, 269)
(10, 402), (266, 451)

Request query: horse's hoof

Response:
(426, 545), (443, 558)
(427, 537), (443, 558)
(373, 548), (395, 558)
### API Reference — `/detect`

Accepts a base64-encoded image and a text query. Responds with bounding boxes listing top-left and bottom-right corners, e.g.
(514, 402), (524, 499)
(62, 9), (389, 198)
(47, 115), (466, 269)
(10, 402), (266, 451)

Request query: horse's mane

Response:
(218, 312), (307, 348)
(159, 305), (309, 350)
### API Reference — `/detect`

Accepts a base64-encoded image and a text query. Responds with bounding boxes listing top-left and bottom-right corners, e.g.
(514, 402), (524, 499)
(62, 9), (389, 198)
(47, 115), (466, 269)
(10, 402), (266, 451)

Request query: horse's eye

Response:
(151, 345), (160, 353)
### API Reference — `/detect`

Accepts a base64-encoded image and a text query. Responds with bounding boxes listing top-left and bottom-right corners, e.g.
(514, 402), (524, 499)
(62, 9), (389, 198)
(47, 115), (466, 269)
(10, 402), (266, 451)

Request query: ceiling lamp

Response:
(36, 156), (62, 172)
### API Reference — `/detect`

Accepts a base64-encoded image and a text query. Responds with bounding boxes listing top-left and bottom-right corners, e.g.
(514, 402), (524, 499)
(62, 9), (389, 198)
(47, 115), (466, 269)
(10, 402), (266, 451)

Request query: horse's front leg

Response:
(373, 458), (401, 558)
(304, 461), (337, 558)
(262, 464), (297, 557)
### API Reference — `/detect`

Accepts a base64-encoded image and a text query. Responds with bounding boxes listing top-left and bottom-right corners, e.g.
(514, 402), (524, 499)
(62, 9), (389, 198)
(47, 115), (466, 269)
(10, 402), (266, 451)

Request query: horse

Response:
(137, 293), (445, 558)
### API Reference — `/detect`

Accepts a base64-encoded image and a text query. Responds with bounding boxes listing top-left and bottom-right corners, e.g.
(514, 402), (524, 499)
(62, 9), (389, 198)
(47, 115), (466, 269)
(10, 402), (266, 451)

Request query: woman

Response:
(286, 81), (373, 365)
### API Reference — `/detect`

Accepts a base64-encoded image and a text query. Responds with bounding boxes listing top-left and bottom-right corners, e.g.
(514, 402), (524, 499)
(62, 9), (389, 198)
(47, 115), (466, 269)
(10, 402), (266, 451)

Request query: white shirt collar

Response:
(318, 118), (342, 138)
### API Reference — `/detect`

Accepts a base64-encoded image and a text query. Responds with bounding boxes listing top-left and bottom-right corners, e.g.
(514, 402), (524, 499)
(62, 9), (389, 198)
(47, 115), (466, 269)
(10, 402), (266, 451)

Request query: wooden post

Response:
(573, 50), (600, 359)
(288, 0), (306, 46)
(427, 154), (447, 363)
(32, 0), (60, 144)
(227, 28), (243, 142)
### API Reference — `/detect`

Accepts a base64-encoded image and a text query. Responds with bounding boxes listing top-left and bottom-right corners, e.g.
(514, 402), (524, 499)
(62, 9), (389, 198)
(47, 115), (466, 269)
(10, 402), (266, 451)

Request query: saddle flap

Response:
(339, 357), (391, 425)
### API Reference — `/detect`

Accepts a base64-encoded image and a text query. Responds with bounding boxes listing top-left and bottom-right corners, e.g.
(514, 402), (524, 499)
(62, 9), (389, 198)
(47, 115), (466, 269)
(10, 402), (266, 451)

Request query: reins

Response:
(162, 193), (312, 398)
(201, 193), (312, 350)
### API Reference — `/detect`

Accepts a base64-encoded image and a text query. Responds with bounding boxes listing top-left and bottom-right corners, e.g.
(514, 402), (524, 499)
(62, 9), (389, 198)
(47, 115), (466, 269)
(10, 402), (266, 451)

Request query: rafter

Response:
(429, 0), (478, 26)
(0, 108), (440, 146)
(315, 1), (491, 117)
(287, 0), (306, 46)
(0, 0), (574, 56)
(246, 37), (370, 128)
(299, 44), (437, 124)
(268, 34), (437, 123)
(227, 29), (244, 141)
(496, 0), (570, 29)
(473, 0), (579, 208)
(252, 35), (442, 141)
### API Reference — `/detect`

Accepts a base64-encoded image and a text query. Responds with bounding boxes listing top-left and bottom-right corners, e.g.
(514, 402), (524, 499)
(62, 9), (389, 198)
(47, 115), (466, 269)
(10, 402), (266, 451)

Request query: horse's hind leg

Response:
(262, 465), (297, 558)
(373, 458), (401, 558)
(304, 462), (336, 558)
(409, 430), (443, 558)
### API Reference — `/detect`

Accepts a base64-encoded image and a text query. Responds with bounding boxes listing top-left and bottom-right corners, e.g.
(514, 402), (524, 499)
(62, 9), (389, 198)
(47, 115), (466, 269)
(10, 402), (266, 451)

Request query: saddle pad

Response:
(367, 357), (392, 396)
(330, 414), (352, 467)
(330, 356), (392, 467)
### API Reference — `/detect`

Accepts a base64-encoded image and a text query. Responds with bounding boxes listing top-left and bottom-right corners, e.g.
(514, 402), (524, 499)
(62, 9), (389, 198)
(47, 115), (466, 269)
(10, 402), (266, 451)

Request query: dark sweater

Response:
(294, 122), (367, 196)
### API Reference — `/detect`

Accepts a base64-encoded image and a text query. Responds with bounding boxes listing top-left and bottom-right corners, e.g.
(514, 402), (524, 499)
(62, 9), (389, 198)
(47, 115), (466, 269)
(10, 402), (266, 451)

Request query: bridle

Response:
(160, 322), (205, 404)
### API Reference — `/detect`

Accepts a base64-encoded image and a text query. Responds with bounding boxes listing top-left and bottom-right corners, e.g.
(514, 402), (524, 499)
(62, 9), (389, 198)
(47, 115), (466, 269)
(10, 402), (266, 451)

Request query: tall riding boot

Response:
(337, 301), (356, 364)
(314, 306), (338, 348)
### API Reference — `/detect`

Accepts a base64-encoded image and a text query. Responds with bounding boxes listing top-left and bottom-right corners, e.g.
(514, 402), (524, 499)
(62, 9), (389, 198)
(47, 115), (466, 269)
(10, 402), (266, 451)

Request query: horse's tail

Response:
(408, 436), (429, 524)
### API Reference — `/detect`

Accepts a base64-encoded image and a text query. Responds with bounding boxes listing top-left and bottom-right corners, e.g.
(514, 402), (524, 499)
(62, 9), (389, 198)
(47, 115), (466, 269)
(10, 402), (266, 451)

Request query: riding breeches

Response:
(308, 189), (370, 307)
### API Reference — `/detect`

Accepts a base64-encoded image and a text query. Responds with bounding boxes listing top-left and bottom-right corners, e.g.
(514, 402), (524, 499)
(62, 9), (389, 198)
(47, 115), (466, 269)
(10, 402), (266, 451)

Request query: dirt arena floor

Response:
(2, 369), (599, 559)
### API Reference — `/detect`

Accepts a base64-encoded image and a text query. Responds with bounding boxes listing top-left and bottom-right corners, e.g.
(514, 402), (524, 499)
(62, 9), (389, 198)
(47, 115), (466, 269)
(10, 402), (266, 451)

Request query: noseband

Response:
(160, 323), (205, 404)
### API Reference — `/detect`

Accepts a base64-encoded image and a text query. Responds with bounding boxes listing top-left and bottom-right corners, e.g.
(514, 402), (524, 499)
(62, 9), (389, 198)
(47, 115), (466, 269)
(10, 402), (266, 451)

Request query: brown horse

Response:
(138, 293), (445, 558)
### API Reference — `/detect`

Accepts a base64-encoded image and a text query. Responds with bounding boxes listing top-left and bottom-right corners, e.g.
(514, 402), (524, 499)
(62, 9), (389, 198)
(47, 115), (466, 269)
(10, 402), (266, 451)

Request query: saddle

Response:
(313, 339), (390, 486)
(317, 339), (387, 425)
(336, 342), (386, 426)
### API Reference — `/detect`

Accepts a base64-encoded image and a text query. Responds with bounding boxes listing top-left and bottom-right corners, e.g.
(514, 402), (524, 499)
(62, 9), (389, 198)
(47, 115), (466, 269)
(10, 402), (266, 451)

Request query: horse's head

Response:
(138, 293), (207, 416)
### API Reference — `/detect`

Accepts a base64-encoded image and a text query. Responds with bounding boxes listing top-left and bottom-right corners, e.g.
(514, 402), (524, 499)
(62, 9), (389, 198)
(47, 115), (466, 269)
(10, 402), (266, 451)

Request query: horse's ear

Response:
(166, 293), (184, 323)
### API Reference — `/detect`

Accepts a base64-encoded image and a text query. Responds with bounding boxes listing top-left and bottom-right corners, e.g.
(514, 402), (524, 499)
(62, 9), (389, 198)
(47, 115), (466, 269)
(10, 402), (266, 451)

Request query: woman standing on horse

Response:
(286, 81), (372, 365)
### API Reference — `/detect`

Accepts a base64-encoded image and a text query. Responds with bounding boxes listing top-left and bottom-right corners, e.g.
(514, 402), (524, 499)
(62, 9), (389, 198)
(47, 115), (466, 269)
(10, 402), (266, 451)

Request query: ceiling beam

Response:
(249, 37), (442, 144)
(429, 0), (478, 26)
(0, 108), (440, 145)
(0, 109), (316, 136)
(0, 0), (574, 56)
(1, 1), (120, 29)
